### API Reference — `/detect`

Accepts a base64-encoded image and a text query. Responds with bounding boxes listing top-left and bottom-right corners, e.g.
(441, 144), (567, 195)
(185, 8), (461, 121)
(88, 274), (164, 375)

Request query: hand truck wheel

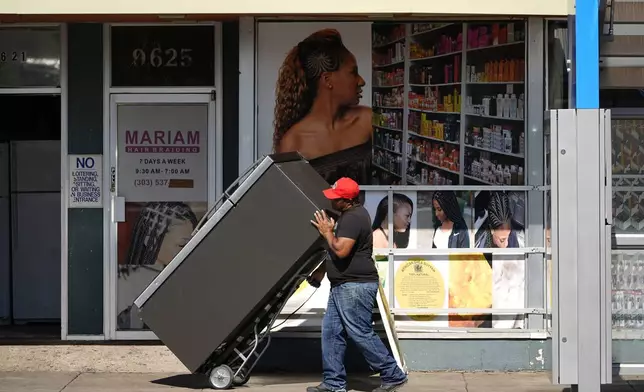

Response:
(208, 364), (234, 390)
(233, 368), (250, 386)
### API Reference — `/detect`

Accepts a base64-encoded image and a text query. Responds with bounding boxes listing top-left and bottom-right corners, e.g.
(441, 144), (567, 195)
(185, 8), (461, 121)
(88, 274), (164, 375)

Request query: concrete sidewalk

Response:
(1, 371), (643, 392)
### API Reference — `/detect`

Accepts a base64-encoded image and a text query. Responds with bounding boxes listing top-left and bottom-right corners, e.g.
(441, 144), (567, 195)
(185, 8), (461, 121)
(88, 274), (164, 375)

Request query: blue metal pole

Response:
(575, 0), (600, 109)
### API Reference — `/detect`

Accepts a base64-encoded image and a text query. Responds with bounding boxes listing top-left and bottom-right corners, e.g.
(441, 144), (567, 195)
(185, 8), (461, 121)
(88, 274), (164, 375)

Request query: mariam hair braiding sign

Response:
(116, 103), (208, 203)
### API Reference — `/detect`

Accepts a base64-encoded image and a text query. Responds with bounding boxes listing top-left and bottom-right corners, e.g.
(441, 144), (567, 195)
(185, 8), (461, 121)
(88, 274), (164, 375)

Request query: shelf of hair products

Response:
(371, 21), (526, 187)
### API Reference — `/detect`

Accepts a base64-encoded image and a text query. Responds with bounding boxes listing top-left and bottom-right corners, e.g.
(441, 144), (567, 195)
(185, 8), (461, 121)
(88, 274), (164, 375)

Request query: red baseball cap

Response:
(323, 177), (360, 200)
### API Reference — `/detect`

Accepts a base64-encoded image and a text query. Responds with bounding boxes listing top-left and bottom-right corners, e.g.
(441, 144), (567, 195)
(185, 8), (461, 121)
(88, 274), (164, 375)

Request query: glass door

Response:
(108, 94), (215, 339)
(610, 109), (644, 370)
(0, 142), (8, 324)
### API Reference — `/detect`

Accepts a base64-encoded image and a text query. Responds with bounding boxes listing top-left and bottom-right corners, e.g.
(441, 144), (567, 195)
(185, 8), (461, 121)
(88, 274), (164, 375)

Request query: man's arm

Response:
(321, 231), (356, 259)
(323, 212), (362, 259)
(311, 210), (360, 259)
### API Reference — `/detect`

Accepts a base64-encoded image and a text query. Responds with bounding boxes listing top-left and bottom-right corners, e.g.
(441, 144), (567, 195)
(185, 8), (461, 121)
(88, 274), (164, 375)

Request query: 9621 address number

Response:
(1, 52), (26, 62)
(131, 47), (193, 68)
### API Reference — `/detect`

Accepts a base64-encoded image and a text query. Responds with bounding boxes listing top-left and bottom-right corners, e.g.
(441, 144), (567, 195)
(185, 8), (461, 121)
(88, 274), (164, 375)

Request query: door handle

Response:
(604, 110), (612, 226)
(10, 194), (17, 250)
(114, 196), (126, 223)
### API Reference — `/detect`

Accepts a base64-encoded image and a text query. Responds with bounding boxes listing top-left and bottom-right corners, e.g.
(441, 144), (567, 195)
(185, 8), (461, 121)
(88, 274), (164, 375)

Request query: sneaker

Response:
(372, 378), (408, 392)
(306, 383), (347, 392)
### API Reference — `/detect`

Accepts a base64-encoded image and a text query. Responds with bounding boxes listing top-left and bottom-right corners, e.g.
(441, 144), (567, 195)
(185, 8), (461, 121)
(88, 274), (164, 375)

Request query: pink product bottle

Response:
(440, 34), (453, 54)
(467, 28), (478, 49)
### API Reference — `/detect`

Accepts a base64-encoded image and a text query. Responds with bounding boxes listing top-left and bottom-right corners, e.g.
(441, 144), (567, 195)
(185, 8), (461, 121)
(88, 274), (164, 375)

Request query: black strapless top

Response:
(308, 141), (372, 185)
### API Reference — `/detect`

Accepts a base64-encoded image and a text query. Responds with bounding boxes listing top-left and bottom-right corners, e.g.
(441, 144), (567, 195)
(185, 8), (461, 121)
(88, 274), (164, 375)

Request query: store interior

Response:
(369, 21), (527, 188)
(0, 94), (61, 340)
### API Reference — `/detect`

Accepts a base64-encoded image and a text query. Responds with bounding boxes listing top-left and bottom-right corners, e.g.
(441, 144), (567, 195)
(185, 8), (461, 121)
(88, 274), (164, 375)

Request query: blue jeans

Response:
(321, 281), (407, 391)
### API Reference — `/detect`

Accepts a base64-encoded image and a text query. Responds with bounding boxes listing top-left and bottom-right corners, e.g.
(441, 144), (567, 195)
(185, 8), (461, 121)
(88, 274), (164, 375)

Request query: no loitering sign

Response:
(69, 155), (103, 208)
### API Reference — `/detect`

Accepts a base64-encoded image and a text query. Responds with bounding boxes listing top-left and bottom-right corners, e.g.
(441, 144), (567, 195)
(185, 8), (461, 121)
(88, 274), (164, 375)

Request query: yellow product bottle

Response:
(453, 89), (458, 112)
(421, 113), (427, 135)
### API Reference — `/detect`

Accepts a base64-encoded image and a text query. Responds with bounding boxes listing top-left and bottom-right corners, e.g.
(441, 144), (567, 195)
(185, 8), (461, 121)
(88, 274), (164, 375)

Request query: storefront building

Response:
(0, 0), (623, 383)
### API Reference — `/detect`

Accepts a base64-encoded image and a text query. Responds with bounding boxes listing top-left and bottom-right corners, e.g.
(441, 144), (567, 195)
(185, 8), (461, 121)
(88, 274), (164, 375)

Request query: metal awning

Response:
(0, 0), (570, 17)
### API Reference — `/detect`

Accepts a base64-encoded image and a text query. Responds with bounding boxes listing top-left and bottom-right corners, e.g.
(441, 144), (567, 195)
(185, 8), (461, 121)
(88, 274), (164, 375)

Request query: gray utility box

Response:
(133, 153), (335, 374)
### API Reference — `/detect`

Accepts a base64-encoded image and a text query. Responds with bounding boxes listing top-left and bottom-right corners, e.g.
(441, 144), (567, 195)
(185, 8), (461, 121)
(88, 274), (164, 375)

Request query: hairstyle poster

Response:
(364, 191), (418, 250)
(363, 189), (528, 328)
(256, 22), (387, 186)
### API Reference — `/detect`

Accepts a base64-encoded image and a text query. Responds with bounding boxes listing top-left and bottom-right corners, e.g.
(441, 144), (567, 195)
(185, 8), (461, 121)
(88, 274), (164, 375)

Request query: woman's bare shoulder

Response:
(347, 105), (373, 122)
(372, 228), (388, 247)
(277, 118), (317, 153)
(344, 106), (373, 139)
(276, 127), (301, 153)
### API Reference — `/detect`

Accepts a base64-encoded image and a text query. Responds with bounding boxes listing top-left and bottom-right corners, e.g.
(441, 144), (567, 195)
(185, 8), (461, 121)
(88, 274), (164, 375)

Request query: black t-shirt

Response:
(325, 205), (379, 287)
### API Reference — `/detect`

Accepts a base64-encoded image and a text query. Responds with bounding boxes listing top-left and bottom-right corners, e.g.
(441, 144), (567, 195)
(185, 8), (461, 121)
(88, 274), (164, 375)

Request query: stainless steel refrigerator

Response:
(0, 140), (61, 323)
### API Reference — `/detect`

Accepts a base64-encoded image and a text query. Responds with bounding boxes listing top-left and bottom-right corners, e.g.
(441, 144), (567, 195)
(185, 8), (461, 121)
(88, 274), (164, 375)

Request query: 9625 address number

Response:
(131, 47), (193, 68)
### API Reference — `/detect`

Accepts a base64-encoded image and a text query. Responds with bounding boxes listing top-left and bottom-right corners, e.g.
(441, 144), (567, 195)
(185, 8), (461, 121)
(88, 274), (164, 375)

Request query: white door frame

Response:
(105, 93), (218, 340)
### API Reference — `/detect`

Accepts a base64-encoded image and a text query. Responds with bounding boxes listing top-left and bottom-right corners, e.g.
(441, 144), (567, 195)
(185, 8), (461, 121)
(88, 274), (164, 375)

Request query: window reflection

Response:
(546, 21), (569, 110)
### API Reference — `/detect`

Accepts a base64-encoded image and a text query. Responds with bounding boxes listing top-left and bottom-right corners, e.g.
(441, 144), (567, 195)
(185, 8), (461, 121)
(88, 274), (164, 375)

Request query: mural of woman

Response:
(273, 29), (373, 185)
(431, 191), (470, 249)
(117, 202), (199, 330)
(372, 193), (414, 248)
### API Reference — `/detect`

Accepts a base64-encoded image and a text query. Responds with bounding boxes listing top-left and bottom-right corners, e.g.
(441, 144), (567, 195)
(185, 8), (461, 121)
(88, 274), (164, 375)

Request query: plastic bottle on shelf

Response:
(519, 132), (525, 155)
(495, 94), (503, 117)
(503, 94), (510, 118)
(518, 93), (525, 120)
(496, 164), (504, 184)
(510, 94), (518, 119)
(511, 165), (518, 184)
(421, 168), (428, 184)
(504, 166), (512, 185)
(504, 130), (513, 154)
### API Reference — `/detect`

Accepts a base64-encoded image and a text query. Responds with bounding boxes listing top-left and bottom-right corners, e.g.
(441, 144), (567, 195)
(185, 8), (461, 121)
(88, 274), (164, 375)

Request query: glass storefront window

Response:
(611, 112), (644, 364)
(612, 117), (644, 235)
(110, 25), (215, 87)
(546, 20), (569, 110)
(601, 90), (644, 108)
(0, 27), (61, 88)
(254, 19), (546, 332)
